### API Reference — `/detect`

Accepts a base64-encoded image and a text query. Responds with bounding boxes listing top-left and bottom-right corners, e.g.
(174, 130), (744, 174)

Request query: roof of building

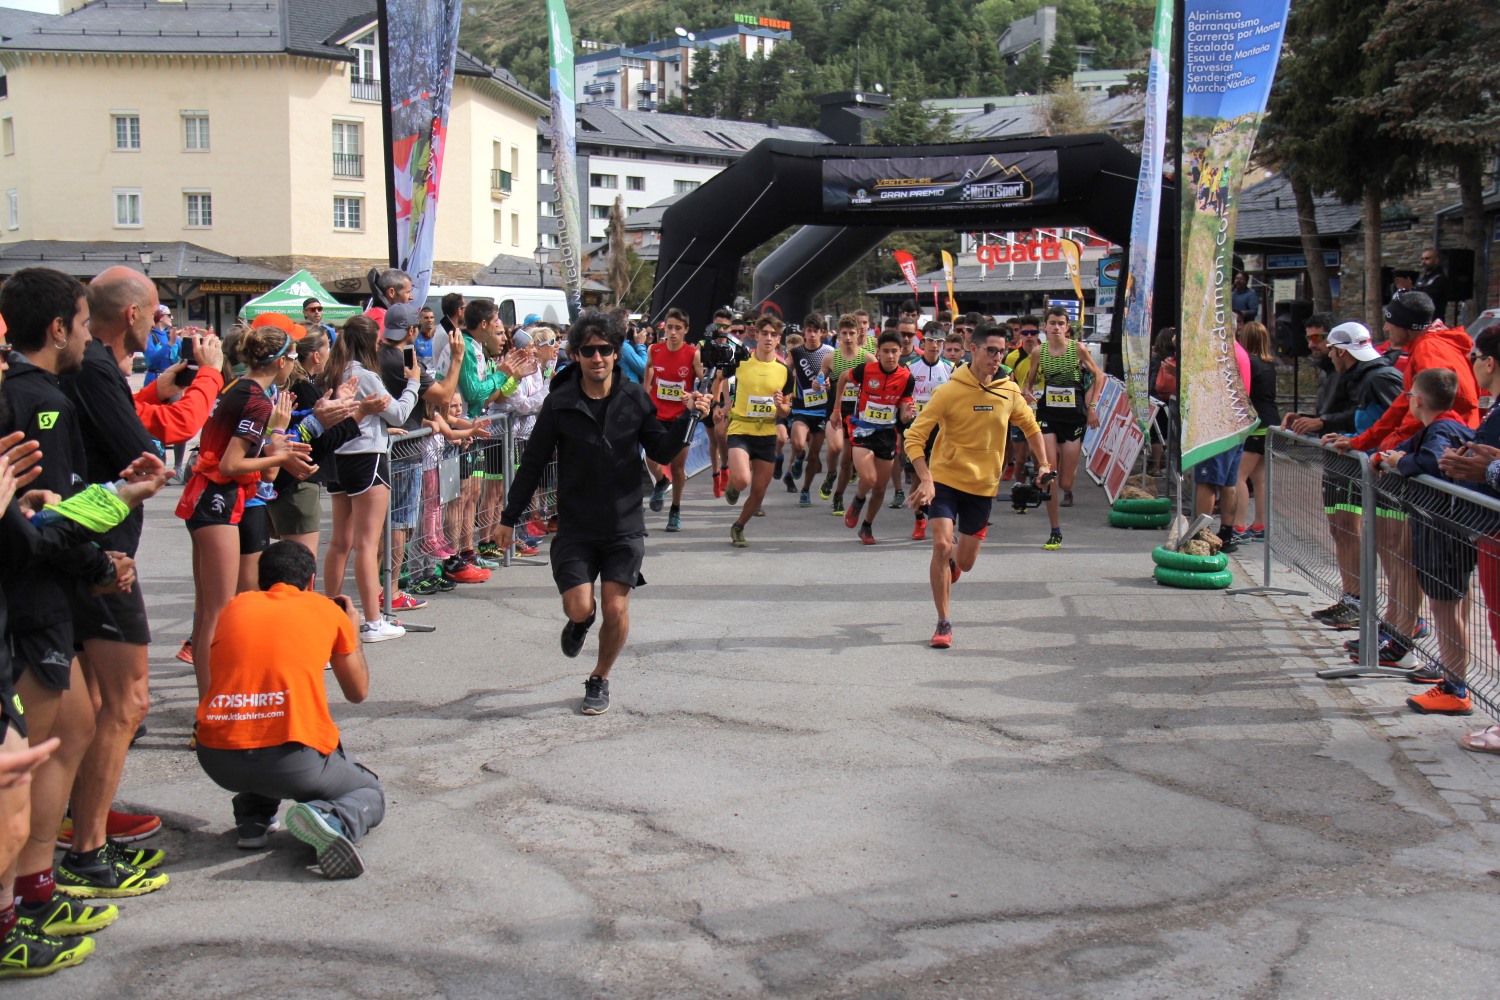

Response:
(1234, 173), (1364, 242)
(624, 194), (684, 231)
(576, 105), (829, 156)
(0, 240), (287, 282)
(869, 260), (1099, 297)
(952, 92), (1143, 141)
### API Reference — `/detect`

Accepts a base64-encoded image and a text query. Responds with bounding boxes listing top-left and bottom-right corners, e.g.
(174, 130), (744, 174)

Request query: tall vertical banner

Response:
(1058, 238), (1085, 329)
(379, 0), (463, 305)
(892, 250), (921, 298)
(548, 0), (584, 319)
(940, 250), (959, 315)
(1178, 0), (1289, 467)
(1121, 0), (1171, 431)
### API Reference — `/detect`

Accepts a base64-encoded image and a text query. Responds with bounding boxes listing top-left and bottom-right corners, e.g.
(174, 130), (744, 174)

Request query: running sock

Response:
(669, 504), (680, 514)
(654, 475), (668, 488)
(1343, 592), (1361, 606)
(61, 847), (108, 870)
(15, 870), (54, 906)
(0, 902), (14, 939)
(938, 618), (951, 627)
(1448, 681), (1469, 698)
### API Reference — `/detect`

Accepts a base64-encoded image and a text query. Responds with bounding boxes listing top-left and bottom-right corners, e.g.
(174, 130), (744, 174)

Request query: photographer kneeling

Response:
(194, 541), (382, 879)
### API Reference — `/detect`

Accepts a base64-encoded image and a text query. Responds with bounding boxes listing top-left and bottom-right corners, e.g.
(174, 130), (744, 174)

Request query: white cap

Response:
(1326, 321), (1381, 363)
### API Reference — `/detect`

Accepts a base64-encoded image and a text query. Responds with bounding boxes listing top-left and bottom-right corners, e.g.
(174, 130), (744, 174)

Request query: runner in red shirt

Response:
(644, 308), (704, 532)
(834, 330), (915, 544)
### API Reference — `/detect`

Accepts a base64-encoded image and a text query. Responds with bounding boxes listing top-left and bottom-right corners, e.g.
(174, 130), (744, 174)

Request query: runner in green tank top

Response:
(820, 315), (873, 516)
(1023, 307), (1104, 550)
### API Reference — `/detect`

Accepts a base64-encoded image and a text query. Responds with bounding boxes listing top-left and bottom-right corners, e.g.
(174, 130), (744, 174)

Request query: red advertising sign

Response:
(892, 250), (921, 296)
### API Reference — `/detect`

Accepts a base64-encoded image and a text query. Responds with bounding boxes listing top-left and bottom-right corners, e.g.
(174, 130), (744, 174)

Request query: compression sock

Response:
(15, 870), (54, 906)
(0, 903), (14, 939)
(654, 475), (668, 489)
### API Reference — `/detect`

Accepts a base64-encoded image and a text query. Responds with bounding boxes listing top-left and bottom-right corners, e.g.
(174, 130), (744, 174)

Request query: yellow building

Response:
(0, 0), (547, 325)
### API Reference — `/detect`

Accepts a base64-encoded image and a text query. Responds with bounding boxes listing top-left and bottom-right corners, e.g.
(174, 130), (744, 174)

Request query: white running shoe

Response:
(360, 619), (405, 643)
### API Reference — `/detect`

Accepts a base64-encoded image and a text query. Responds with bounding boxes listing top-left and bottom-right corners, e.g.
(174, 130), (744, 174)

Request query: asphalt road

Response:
(15, 473), (1500, 999)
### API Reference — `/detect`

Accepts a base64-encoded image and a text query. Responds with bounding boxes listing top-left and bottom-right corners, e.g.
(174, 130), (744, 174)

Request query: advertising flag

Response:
(1178, 0), (1290, 467)
(379, 0), (463, 305)
(548, 0), (584, 318)
(892, 250), (921, 297)
(1058, 238), (1085, 329)
(1121, 0), (1172, 430)
(940, 250), (959, 315)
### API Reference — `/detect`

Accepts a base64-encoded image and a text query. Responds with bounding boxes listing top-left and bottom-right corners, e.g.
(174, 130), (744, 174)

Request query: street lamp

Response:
(137, 244), (152, 276)
(533, 243), (548, 288)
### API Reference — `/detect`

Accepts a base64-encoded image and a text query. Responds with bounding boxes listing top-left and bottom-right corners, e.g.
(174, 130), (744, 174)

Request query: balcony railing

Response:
(637, 81), (658, 93)
(582, 81), (616, 95)
(333, 152), (364, 178)
(636, 99), (658, 112)
(350, 77), (381, 102)
(490, 169), (512, 195)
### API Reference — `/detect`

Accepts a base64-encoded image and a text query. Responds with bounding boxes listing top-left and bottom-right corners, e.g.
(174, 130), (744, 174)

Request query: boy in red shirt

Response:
(644, 308), (704, 532)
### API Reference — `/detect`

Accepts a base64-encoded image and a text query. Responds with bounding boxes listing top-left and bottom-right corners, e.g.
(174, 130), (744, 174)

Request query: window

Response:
(539, 200), (554, 218)
(184, 191), (212, 228)
(673, 179), (700, 195)
(332, 121), (363, 177)
(0, 68), (8, 100)
(511, 212), (520, 246)
(348, 29), (381, 101)
(544, 232), (559, 249)
(113, 188), (142, 227)
(626, 175), (645, 191)
(589, 204), (610, 219)
(112, 114), (141, 150)
(510, 144), (519, 179)
(182, 113), (209, 151)
(333, 196), (363, 231)
(1, 117), (11, 156)
(590, 173), (617, 189)
(5, 190), (16, 230)
(493, 209), (503, 243)
(539, 166), (554, 185)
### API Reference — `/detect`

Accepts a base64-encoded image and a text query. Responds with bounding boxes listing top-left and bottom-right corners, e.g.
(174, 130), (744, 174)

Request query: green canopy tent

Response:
(239, 269), (362, 324)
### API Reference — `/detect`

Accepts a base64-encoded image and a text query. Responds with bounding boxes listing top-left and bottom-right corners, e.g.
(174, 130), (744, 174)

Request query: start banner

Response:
(822, 152), (1059, 212)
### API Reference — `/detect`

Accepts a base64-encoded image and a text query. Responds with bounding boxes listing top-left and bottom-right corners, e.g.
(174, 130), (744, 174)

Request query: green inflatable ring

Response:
(1153, 565), (1234, 589)
(1108, 509), (1172, 529)
(1110, 496), (1173, 515)
(1151, 545), (1229, 573)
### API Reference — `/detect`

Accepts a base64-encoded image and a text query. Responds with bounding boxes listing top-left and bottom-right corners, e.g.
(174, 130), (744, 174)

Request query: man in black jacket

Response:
(497, 313), (708, 715)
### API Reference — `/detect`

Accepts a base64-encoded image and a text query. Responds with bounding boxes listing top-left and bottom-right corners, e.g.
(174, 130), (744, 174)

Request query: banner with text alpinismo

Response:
(548, 0), (583, 319)
(1177, 0), (1288, 468)
(381, 0), (463, 305)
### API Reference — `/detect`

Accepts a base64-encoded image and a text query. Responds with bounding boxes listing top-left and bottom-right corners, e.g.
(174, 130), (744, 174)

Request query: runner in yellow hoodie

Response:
(905, 324), (1050, 649)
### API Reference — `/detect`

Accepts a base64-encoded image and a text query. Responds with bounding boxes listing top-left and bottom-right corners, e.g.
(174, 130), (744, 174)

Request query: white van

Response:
(424, 285), (570, 328)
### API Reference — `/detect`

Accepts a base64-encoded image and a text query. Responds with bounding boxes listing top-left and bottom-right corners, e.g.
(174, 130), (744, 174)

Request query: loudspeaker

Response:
(1275, 299), (1314, 357)
(1446, 248), (1475, 303)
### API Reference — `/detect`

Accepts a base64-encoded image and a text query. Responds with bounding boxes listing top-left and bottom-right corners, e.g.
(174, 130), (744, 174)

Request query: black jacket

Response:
(500, 364), (692, 540)
(1246, 356), (1280, 432)
(1322, 355), (1404, 436)
(1312, 356), (1346, 422)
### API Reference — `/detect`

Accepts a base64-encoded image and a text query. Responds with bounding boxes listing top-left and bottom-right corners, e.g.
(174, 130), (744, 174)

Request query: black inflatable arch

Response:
(650, 133), (1177, 360)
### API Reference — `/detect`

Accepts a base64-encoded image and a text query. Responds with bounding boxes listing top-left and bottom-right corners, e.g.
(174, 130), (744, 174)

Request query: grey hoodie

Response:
(336, 360), (419, 455)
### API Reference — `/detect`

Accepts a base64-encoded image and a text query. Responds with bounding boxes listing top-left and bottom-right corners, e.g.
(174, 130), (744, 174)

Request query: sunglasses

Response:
(1470, 352), (1495, 362)
(977, 345), (1005, 356)
(576, 343), (616, 358)
(307, 306), (323, 312)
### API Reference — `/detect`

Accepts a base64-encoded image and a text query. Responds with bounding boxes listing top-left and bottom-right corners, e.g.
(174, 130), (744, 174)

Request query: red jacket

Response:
(1349, 323), (1477, 453)
(133, 366), (225, 445)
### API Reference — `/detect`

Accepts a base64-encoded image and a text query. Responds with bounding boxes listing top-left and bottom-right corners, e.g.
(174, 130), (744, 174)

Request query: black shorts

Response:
(1414, 525), (1478, 602)
(184, 479), (241, 529)
(852, 428), (899, 462)
(0, 677), (25, 742)
(728, 434), (777, 464)
(550, 532), (647, 594)
(1244, 433), (1266, 456)
(478, 433), (507, 481)
(1039, 409), (1087, 442)
(790, 412), (827, 436)
(10, 622), (73, 691)
(326, 452), (391, 497)
(74, 584), (152, 646)
(1320, 450), (1363, 513)
(238, 504), (271, 556)
(928, 482), (994, 537)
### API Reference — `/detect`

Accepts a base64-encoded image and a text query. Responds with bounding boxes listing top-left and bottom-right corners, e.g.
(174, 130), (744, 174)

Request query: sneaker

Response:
(773, 457), (784, 481)
(889, 487), (905, 509)
(791, 456), (804, 480)
(387, 591), (427, 611)
(858, 523), (876, 545)
(1349, 637), (1415, 668)
(360, 619), (405, 643)
(55, 848), (169, 898)
(101, 841), (164, 871)
(729, 523), (749, 548)
(844, 495), (865, 529)
(1409, 616), (1433, 641)
(57, 810), (160, 850)
(477, 541), (503, 559)
(408, 576), (442, 597)
(1401, 661), (1444, 684)
(581, 675), (610, 715)
(1248, 523), (1266, 540)
(1311, 599), (1351, 622)
(712, 470), (725, 499)
(783, 472), (797, 493)
(514, 542), (540, 557)
(1002, 463), (1014, 481)
(818, 475), (835, 501)
(444, 560), (489, 585)
(432, 574), (457, 593)
(831, 495), (845, 517)
(1230, 529), (1255, 545)
(798, 489), (811, 508)
(560, 611), (596, 658)
(16, 892), (118, 937)
(1218, 531), (1239, 554)
(284, 803), (364, 879)
(648, 478), (669, 512)
(0, 922), (95, 978)
(469, 552), (501, 570)
(175, 639), (194, 665)
(949, 559), (961, 584)
(1044, 529), (1063, 550)
(1406, 681), (1473, 716)
(912, 517), (927, 541)
(753, 507), (765, 517)
(1061, 490), (1074, 508)
(1320, 602), (1361, 630)
(725, 484), (740, 505)
(931, 621), (953, 649)
(236, 815), (280, 850)
(665, 511), (682, 532)
(525, 518), (549, 538)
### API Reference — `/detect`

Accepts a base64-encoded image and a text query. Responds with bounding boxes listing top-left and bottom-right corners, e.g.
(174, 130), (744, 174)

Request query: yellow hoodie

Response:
(903, 363), (1041, 496)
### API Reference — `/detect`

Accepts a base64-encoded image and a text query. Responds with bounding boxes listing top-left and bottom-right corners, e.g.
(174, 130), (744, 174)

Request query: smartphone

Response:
(402, 347), (416, 369)
(177, 337), (196, 364)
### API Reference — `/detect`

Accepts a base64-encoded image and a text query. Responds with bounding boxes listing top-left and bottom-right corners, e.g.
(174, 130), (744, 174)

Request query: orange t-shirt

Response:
(195, 584), (358, 755)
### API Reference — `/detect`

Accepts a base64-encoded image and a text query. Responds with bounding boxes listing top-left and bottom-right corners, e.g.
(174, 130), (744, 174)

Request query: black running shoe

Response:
(791, 456), (804, 480)
(773, 457), (784, 480)
(783, 472), (797, 493)
(54, 847), (169, 898)
(16, 893), (118, 937)
(0, 922), (94, 978)
(1405, 661), (1444, 684)
(581, 675), (610, 715)
(560, 611), (596, 658)
(1311, 600), (1347, 622)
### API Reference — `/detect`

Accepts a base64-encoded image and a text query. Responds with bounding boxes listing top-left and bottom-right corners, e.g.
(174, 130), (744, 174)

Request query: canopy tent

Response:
(240, 270), (361, 324)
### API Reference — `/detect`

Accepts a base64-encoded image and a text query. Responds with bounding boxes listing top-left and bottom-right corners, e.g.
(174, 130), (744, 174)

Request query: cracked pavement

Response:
(17, 482), (1500, 999)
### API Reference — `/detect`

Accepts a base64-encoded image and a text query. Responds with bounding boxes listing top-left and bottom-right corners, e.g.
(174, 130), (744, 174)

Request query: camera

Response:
(1010, 470), (1058, 512)
(699, 338), (746, 371)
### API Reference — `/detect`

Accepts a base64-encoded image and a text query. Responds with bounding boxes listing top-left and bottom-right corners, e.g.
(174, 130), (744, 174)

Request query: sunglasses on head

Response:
(576, 343), (616, 358)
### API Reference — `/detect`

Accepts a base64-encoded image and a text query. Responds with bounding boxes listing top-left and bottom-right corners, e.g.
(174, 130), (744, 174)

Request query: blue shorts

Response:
(1192, 444), (1244, 488)
(927, 482), (993, 537)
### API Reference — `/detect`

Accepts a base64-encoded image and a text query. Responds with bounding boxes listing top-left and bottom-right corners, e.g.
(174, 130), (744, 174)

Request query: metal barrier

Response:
(1265, 427), (1500, 721)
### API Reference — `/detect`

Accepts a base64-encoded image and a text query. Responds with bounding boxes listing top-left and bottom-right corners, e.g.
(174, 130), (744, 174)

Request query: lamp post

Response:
(137, 244), (152, 276)
(533, 243), (548, 289)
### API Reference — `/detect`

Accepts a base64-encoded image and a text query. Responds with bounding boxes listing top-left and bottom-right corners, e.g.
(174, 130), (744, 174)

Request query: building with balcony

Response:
(573, 21), (792, 114)
(0, 0), (547, 328)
